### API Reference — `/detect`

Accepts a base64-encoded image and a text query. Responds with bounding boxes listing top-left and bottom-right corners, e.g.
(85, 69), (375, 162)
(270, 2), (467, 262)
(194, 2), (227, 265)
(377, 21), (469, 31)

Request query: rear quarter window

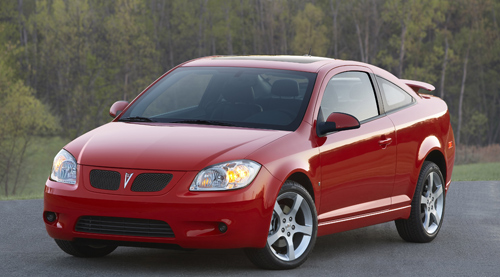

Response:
(376, 76), (414, 112)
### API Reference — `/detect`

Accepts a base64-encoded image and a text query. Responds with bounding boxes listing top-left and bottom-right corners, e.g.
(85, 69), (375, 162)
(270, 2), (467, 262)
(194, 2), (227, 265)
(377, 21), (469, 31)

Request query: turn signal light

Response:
(448, 141), (453, 149)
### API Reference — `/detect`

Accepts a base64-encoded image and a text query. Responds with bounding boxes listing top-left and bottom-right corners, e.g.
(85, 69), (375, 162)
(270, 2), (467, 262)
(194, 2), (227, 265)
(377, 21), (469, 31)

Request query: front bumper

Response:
(44, 166), (281, 249)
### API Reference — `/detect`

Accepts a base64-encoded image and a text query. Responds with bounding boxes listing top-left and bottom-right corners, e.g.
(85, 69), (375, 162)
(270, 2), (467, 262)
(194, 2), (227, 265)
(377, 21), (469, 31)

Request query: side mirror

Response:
(109, 101), (129, 118)
(317, 112), (360, 136)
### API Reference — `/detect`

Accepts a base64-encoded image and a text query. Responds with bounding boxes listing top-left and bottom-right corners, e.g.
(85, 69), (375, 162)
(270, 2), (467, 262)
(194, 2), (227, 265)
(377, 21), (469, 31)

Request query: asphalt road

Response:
(1, 181), (499, 276)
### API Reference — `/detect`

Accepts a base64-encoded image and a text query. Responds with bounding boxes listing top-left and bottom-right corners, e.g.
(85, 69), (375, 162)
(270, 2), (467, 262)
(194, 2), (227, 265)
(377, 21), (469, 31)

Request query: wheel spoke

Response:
(428, 173), (434, 190)
(289, 194), (304, 218)
(267, 230), (282, 245)
(423, 210), (430, 231)
(421, 195), (427, 205)
(434, 185), (443, 199)
(431, 209), (440, 226)
(294, 224), (313, 236)
(286, 236), (296, 260)
(274, 201), (286, 218)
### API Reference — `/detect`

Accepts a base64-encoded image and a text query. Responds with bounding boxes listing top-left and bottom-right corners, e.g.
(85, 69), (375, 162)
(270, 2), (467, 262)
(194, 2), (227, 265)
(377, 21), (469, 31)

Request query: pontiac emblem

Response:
(124, 173), (134, 189)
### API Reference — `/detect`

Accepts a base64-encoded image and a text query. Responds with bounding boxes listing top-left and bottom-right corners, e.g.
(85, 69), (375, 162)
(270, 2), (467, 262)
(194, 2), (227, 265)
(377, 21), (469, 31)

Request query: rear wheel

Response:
(55, 239), (117, 258)
(245, 180), (317, 269)
(395, 161), (446, 242)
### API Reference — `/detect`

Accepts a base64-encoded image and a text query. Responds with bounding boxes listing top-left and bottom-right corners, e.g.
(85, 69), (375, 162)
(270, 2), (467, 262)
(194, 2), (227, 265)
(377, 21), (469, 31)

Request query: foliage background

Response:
(0, 0), (499, 197)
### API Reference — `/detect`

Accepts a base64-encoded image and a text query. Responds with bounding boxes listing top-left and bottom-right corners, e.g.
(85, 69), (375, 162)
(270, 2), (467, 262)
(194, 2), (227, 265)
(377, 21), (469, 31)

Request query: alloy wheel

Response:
(268, 191), (314, 261)
(420, 171), (444, 234)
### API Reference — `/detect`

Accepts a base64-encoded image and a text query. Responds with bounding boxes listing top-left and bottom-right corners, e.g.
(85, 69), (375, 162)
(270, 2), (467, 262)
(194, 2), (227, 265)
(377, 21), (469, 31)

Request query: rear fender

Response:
(418, 136), (442, 164)
(415, 136), (446, 190)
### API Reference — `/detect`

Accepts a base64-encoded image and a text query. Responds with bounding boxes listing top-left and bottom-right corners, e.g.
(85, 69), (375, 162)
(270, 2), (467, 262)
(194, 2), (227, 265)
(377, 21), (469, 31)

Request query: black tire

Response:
(395, 161), (446, 242)
(245, 180), (318, 270)
(55, 239), (117, 258)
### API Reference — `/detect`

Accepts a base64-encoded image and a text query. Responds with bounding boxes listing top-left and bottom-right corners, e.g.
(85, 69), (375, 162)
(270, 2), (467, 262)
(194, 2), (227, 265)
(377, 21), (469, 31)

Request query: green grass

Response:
(452, 162), (500, 181)
(0, 193), (44, 201)
(0, 136), (69, 200)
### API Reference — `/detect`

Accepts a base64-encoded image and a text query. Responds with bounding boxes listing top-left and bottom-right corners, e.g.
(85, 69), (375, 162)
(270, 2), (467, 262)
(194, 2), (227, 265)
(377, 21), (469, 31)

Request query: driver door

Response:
(317, 68), (397, 223)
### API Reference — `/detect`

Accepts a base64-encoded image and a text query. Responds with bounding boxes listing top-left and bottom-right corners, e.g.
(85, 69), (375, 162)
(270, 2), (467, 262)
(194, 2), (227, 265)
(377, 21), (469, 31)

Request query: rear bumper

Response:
(44, 168), (280, 249)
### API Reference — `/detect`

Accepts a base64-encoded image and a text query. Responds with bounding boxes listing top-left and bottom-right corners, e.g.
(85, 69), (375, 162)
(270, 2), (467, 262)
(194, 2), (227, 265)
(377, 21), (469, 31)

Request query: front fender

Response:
(247, 123), (322, 212)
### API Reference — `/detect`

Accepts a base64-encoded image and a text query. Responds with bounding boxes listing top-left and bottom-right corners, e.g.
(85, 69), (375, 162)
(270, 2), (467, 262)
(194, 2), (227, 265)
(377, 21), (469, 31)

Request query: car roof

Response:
(182, 55), (396, 77)
(181, 55), (342, 73)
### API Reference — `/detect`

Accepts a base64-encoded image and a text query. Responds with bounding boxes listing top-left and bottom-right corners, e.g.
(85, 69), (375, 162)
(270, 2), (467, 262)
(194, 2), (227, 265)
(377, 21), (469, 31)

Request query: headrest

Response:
(223, 83), (255, 103)
(271, 79), (300, 97)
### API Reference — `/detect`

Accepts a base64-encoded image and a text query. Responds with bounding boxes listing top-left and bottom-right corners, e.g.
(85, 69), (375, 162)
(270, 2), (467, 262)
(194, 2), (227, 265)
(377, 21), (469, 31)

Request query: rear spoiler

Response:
(401, 79), (435, 93)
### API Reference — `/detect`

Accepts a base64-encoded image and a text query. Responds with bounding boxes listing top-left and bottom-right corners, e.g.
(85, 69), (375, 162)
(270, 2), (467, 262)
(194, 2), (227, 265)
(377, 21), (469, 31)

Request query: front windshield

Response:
(119, 67), (317, 131)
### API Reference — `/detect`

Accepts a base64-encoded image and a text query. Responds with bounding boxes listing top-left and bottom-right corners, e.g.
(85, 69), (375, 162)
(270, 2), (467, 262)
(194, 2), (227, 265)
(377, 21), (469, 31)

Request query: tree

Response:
(292, 3), (328, 56)
(0, 58), (58, 197)
(381, 0), (446, 79)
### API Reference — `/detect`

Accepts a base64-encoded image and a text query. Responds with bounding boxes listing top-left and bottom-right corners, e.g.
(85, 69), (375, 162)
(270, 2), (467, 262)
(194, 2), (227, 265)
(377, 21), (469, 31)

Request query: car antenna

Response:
(304, 48), (312, 56)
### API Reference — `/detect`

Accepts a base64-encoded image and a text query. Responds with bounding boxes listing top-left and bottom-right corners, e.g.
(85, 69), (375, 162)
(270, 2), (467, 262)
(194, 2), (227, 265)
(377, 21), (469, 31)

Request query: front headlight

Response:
(50, 149), (77, 184)
(190, 160), (261, 191)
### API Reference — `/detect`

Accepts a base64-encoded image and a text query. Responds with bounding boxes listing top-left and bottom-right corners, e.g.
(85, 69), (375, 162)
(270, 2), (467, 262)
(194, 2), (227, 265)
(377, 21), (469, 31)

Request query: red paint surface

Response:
(44, 56), (454, 249)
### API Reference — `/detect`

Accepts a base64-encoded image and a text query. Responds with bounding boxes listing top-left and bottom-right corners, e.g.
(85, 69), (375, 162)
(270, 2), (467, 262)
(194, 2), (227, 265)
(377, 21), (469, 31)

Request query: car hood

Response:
(64, 122), (289, 171)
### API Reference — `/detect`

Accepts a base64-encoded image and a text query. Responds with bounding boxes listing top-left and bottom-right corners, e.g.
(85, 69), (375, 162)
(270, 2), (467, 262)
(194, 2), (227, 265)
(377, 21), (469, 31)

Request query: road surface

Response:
(1, 181), (499, 276)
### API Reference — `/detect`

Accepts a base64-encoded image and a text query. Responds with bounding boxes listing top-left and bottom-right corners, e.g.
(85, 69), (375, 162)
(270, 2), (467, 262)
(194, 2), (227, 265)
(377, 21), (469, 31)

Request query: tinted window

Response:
(119, 67), (317, 131)
(142, 72), (212, 117)
(319, 71), (379, 122)
(376, 76), (414, 112)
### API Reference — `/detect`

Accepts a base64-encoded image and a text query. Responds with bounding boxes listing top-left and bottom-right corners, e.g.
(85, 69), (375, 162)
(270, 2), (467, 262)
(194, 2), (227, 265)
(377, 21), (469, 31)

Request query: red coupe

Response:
(44, 56), (455, 269)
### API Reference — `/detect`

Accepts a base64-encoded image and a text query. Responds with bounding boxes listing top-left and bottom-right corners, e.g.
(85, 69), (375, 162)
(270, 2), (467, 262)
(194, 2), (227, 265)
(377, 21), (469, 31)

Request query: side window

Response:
(376, 76), (414, 112)
(319, 71), (379, 122)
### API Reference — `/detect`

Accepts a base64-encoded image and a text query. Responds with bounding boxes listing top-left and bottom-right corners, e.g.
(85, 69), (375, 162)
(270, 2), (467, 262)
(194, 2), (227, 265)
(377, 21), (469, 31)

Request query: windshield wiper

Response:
(170, 119), (235, 126)
(119, 116), (155, 122)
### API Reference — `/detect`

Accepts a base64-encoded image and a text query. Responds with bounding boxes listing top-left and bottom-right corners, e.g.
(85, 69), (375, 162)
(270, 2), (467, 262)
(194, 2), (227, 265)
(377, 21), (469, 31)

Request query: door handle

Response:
(378, 138), (392, 148)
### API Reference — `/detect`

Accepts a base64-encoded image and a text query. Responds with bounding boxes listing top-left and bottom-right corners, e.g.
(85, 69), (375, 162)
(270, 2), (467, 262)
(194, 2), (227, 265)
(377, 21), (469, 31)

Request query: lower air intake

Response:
(75, 216), (174, 238)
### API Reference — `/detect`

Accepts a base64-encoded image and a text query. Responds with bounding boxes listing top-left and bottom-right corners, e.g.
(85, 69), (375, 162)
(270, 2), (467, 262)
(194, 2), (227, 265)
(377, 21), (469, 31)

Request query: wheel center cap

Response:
(285, 223), (291, 229)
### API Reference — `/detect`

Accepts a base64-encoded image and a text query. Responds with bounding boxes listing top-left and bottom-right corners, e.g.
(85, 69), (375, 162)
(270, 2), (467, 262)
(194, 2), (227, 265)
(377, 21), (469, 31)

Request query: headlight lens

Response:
(190, 160), (261, 191)
(50, 149), (77, 184)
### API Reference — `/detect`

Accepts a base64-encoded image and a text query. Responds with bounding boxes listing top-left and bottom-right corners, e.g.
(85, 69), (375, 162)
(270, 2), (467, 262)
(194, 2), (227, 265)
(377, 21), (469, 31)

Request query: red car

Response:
(44, 56), (455, 269)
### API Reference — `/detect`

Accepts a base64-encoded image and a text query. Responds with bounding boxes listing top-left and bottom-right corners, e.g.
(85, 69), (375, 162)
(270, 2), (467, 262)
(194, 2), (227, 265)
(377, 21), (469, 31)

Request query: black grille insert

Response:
(75, 216), (174, 237)
(131, 173), (173, 192)
(89, 170), (121, 190)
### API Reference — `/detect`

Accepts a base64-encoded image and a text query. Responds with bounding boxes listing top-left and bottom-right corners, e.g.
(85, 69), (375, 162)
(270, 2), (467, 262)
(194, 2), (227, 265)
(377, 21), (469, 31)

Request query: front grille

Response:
(89, 170), (121, 190)
(75, 216), (174, 238)
(130, 173), (173, 192)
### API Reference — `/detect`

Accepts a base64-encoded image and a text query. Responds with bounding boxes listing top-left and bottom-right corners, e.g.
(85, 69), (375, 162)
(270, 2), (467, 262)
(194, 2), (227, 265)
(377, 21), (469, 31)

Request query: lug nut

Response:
(287, 232), (290, 237)
(281, 228), (285, 232)
(289, 217), (292, 221)
(282, 218), (286, 223)
(292, 225), (295, 230)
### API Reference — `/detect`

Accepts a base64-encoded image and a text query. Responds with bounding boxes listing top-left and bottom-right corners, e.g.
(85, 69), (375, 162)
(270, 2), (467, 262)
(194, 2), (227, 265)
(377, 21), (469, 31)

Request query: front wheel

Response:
(245, 180), (318, 270)
(395, 161), (446, 242)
